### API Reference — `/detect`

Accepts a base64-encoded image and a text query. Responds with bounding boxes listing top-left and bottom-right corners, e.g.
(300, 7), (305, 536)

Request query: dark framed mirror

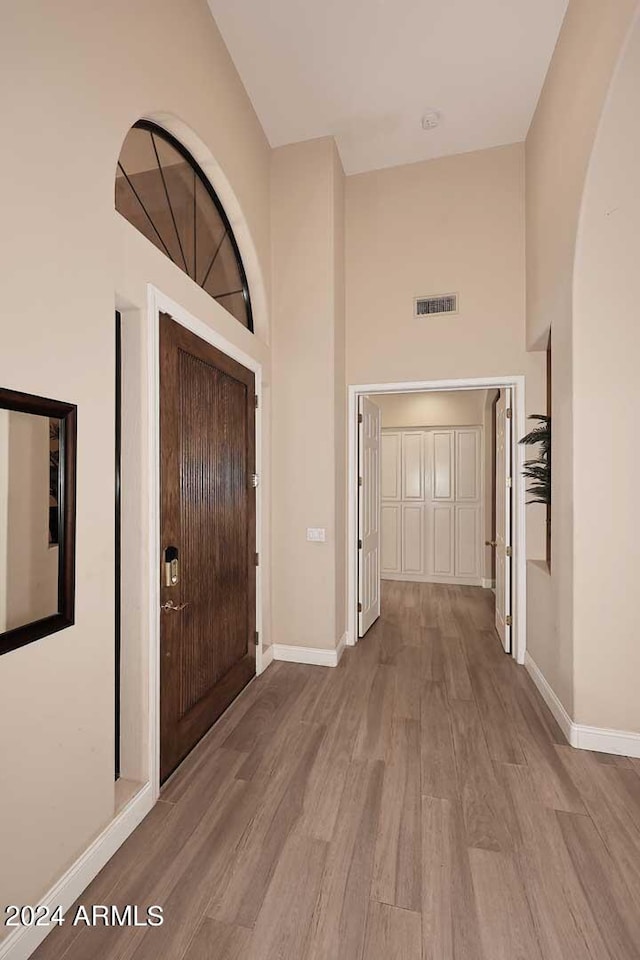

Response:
(0, 387), (77, 656)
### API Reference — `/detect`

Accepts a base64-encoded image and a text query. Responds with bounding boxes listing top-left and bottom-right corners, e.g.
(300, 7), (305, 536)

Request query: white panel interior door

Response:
(358, 396), (381, 637)
(432, 431), (454, 500)
(495, 389), (512, 652)
(381, 432), (401, 500)
(402, 504), (424, 573)
(455, 505), (480, 577)
(432, 504), (455, 576)
(381, 504), (401, 573)
(455, 429), (480, 500)
(380, 423), (483, 585)
(401, 432), (424, 500)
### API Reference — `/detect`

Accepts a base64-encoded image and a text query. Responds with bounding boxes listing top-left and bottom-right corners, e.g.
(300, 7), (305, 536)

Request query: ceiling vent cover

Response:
(414, 293), (458, 317)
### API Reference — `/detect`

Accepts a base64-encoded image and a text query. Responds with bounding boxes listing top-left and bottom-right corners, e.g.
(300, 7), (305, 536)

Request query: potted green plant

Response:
(519, 415), (550, 505)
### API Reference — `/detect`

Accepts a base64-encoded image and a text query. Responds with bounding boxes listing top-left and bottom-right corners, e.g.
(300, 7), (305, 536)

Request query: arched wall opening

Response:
(572, 8), (640, 735)
(140, 111), (270, 344)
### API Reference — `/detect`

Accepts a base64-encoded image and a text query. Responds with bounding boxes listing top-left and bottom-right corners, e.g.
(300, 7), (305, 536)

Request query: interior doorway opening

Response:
(348, 377), (527, 663)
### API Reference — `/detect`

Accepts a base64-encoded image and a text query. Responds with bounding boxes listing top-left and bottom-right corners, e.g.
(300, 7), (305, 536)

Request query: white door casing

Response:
(358, 396), (381, 636)
(495, 389), (512, 652)
(347, 378), (526, 665)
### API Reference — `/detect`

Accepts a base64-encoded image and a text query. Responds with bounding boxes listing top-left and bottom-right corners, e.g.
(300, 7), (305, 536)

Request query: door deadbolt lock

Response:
(164, 545), (179, 587)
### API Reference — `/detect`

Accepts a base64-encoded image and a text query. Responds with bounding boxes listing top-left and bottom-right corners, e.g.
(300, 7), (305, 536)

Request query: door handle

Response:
(161, 600), (189, 612)
(485, 540), (497, 547)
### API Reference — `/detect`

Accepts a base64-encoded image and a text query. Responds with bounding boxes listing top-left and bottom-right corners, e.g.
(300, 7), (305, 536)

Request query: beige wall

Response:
(0, 0), (271, 933)
(346, 145), (541, 385)
(271, 138), (346, 650)
(375, 390), (488, 429)
(333, 147), (347, 646)
(526, 0), (637, 348)
(524, 0), (638, 716)
(346, 144), (547, 565)
(572, 11), (640, 732)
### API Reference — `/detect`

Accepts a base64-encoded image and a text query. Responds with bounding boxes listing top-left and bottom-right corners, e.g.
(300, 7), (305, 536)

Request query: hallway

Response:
(34, 582), (640, 960)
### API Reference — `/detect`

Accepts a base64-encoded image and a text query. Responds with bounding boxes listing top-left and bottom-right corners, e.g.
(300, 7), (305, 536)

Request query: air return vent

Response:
(414, 293), (458, 317)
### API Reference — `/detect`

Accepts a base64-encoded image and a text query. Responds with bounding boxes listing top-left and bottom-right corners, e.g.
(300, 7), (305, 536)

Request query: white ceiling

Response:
(207, 0), (568, 175)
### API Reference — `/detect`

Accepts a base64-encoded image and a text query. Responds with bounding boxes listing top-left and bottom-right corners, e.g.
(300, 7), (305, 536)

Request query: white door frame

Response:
(357, 395), (381, 636)
(146, 284), (265, 799)
(347, 376), (527, 664)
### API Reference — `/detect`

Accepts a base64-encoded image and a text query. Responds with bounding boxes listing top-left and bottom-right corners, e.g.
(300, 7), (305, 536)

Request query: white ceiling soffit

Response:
(207, 0), (568, 175)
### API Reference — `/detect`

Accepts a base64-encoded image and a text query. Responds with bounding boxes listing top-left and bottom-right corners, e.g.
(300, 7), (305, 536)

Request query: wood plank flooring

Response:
(33, 582), (640, 960)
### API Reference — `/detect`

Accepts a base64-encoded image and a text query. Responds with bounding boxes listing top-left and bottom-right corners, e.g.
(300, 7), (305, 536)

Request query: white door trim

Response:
(146, 284), (265, 800)
(358, 395), (381, 636)
(347, 377), (527, 664)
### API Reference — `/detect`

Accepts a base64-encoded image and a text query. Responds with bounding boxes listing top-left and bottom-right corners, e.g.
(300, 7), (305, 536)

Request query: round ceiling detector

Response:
(421, 111), (441, 131)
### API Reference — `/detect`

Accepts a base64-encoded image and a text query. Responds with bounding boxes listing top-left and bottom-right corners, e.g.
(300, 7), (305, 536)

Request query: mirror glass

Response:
(0, 410), (62, 632)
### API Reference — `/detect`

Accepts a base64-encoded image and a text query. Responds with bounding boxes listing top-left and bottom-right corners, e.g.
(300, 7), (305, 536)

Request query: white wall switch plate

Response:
(306, 527), (326, 542)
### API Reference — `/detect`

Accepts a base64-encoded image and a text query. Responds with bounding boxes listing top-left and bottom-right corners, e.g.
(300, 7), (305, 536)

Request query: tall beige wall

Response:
(271, 139), (346, 650)
(333, 148), (347, 645)
(572, 11), (640, 732)
(524, 0), (637, 716)
(0, 0), (271, 934)
(526, 0), (637, 348)
(346, 144), (547, 565)
(347, 145), (540, 384)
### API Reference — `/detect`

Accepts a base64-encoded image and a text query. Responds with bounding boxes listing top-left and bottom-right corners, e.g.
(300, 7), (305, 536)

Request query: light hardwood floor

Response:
(33, 582), (640, 960)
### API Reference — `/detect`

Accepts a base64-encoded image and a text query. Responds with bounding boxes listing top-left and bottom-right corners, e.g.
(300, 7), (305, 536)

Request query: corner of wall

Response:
(270, 137), (347, 651)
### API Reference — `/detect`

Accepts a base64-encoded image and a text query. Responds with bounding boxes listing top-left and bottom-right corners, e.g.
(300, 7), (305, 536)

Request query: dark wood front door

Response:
(159, 313), (256, 783)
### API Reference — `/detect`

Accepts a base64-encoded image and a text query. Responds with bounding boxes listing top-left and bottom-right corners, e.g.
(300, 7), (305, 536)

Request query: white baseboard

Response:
(273, 633), (346, 667)
(381, 573), (483, 587)
(572, 724), (640, 756)
(0, 784), (154, 960)
(481, 578), (496, 589)
(259, 643), (274, 672)
(525, 653), (640, 758)
(524, 653), (574, 744)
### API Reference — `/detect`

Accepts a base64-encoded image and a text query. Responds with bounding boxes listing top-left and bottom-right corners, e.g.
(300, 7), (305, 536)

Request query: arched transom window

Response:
(116, 121), (253, 331)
